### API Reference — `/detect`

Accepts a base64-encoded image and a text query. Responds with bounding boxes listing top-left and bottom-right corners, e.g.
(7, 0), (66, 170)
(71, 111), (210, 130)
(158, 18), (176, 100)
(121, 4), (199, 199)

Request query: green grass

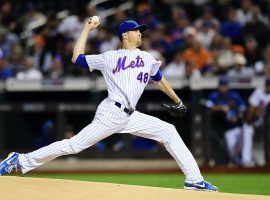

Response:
(22, 173), (270, 196)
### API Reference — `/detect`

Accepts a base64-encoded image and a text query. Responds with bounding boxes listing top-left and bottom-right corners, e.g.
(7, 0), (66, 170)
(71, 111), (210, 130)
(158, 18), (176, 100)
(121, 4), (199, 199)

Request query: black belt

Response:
(115, 102), (134, 116)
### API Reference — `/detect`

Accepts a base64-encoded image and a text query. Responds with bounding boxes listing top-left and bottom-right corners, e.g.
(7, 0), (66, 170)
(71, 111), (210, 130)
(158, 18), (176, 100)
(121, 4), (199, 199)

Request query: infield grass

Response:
(22, 173), (270, 196)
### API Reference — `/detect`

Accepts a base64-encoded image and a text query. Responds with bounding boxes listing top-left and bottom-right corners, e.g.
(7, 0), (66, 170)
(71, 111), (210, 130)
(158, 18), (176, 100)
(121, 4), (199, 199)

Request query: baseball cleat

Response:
(0, 152), (20, 175)
(184, 180), (218, 192)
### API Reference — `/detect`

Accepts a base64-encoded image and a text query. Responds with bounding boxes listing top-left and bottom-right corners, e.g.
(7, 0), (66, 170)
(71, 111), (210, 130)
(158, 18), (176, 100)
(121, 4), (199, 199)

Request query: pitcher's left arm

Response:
(151, 70), (186, 117)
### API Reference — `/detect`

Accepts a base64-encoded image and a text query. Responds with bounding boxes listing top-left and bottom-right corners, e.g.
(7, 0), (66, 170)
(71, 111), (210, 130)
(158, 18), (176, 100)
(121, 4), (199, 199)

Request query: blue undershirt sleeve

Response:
(75, 54), (88, 69)
(150, 69), (162, 81)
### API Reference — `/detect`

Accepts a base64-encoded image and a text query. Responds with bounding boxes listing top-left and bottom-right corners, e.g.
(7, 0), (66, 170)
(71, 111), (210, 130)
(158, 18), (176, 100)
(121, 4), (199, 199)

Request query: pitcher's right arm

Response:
(71, 17), (100, 64)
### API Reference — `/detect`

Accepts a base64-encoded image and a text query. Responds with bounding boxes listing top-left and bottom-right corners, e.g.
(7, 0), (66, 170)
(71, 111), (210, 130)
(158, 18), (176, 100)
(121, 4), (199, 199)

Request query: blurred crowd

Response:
(0, 0), (270, 80)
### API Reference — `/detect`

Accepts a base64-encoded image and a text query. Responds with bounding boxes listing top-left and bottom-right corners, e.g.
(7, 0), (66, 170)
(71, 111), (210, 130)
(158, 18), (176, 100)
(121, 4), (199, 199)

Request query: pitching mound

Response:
(0, 176), (269, 200)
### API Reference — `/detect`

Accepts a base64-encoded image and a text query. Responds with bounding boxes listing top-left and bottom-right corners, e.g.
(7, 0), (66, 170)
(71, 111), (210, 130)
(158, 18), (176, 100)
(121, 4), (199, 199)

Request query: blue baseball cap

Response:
(117, 20), (147, 39)
(218, 77), (229, 86)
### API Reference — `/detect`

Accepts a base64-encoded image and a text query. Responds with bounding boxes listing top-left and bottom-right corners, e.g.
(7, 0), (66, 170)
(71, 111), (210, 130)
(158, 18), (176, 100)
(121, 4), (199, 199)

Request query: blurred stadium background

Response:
(1, 0), (270, 189)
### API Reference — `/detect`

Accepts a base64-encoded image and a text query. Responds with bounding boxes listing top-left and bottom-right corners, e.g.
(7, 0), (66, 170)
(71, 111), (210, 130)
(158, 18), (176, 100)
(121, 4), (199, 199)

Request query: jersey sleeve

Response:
(150, 57), (162, 76)
(85, 54), (106, 72)
(249, 88), (260, 107)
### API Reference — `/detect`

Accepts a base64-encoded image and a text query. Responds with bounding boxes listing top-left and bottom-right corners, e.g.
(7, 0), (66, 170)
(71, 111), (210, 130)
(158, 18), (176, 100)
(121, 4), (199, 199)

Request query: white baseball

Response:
(91, 16), (100, 24)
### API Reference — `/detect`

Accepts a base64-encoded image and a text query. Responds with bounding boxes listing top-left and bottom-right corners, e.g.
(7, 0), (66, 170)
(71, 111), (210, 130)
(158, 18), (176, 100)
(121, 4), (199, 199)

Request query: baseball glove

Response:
(161, 101), (187, 117)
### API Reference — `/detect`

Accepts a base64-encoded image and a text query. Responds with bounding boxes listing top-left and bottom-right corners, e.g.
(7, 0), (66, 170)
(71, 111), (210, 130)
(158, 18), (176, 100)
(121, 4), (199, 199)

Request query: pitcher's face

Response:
(126, 29), (142, 47)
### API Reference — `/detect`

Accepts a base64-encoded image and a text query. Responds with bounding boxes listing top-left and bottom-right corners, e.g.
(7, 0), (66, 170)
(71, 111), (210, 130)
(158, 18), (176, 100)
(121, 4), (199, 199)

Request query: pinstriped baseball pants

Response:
(18, 98), (203, 183)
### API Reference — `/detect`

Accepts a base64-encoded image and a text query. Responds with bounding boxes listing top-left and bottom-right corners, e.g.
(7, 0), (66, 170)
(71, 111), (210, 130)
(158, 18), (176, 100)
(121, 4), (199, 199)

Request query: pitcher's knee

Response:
(163, 124), (179, 143)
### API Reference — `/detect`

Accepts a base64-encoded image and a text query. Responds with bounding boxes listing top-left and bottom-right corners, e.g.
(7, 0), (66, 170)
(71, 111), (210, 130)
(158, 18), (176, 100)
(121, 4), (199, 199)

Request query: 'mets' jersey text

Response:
(85, 49), (161, 109)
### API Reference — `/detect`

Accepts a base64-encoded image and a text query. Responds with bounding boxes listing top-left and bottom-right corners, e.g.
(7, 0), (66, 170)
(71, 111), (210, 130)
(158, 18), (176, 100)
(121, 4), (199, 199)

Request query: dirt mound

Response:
(0, 176), (268, 200)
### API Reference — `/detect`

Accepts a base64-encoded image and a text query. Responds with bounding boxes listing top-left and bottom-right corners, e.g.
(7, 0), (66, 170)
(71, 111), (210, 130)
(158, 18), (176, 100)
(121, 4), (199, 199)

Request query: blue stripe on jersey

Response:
(150, 69), (162, 81)
(75, 54), (88, 69)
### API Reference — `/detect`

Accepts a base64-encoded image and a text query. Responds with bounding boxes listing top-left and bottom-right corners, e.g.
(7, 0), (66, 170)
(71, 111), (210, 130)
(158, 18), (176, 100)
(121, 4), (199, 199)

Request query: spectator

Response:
(141, 36), (166, 69)
(182, 39), (213, 74)
(0, 26), (19, 57)
(16, 57), (43, 80)
(254, 46), (270, 76)
(162, 50), (186, 79)
(236, 0), (253, 25)
(194, 6), (220, 33)
(182, 26), (198, 49)
(242, 5), (269, 49)
(150, 30), (171, 59)
(231, 44), (245, 55)
(137, 9), (163, 32)
(0, 1), (20, 33)
(196, 20), (216, 49)
(209, 33), (224, 52)
(0, 48), (13, 79)
(185, 60), (201, 79)
(58, 8), (89, 41)
(264, 63), (270, 76)
(169, 8), (190, 49)
(215, 37), (235, 75)
(244, 36), (262, 70)
(9, 43), (24, 73)
(44, 55), (65, 79)
(99, 27), (120, 53)
(262, 46), (270, 67)
(31, 35), (53, 73)
(220, 8), (243, 43)
(206, 77), (247, 165)
(40, 14), (62, 56)
(61, 40), (87, 76)
(244, 77), (270, 166)
(227, 53), (254, 78)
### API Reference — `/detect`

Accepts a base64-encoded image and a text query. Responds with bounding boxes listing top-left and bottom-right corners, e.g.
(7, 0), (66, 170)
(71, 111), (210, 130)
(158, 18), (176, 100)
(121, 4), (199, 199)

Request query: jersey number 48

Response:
(137, 72), (149, 83)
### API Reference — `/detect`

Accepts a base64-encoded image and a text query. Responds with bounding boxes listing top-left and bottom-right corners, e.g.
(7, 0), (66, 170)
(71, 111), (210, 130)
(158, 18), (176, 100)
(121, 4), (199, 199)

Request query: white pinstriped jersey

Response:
(249, 87), (270, 108)
(85, 49), (161, 109)
(248, 87), (270, 125)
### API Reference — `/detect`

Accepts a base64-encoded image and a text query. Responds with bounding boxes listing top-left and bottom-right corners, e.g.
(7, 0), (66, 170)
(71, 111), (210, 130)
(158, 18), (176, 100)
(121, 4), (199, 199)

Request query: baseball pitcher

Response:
(0, 16), (217, 191)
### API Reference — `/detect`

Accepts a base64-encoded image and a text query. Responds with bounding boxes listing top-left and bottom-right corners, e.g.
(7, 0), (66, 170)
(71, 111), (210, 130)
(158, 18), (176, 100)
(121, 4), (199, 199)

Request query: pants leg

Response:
(241, 123), (254, 166)
(224, 127), (241, 162)
(119, 111), (203, 183)
(19, 121), (124, 173)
